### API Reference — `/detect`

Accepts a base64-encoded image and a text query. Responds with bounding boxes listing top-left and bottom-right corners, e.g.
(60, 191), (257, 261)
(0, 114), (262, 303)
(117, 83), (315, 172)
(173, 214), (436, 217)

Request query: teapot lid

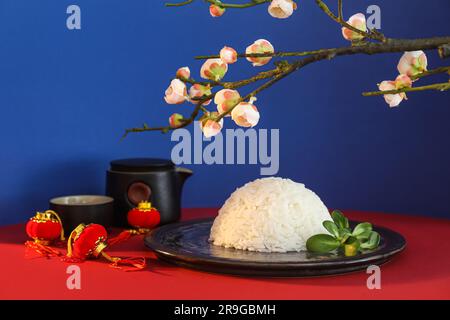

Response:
(110, 158), (175, 172)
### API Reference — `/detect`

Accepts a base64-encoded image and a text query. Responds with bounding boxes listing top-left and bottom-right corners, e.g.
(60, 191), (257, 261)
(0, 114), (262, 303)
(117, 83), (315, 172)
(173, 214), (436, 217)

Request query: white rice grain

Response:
(209, 177), (331, 252)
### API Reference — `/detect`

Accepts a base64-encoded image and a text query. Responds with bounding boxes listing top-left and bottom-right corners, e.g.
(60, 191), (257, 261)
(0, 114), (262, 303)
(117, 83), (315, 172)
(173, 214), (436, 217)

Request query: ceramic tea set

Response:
(48, 158), (192, 232)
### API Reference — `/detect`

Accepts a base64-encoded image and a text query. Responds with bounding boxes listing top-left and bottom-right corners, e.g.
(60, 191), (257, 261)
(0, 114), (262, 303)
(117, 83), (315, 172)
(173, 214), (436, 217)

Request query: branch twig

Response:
(337, 0), (343, 20)
(412, 66), (450, 80)
(362, 82), (450, 96)
(165, 0), (194, 7)
(166, 0), (271, 9)
(315, 0), (386, 42)
(195, 37), (450, 61)
(195, 48), (335, 60)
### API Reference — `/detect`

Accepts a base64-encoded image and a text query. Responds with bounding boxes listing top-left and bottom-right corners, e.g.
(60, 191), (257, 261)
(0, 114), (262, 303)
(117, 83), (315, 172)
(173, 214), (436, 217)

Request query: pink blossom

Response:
(176, 67), (190, 80)
(189, 84), (212, 106)
(169, 113), (184, 128)
(200, 113), (224, 138)
(200, 58), (228, 81)
(214, 89), (241, 116)
(394, 74), (413, 89)
(268, 0), (297, 19)
(341, 13), (367, 41)
(164, 79), (187, 105)
(220, 46), (238, 64)
(245, 39), (274, 67)
(231, 102), (260, 127)
(210, 4), (225, 17)
(397, 51), (428, 77)
(378, 80), (406, 108)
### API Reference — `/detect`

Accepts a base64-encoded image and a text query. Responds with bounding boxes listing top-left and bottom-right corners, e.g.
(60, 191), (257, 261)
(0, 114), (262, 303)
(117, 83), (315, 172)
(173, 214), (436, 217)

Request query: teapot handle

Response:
(175, 167), (193, 175)
(175, 167), (193, 187)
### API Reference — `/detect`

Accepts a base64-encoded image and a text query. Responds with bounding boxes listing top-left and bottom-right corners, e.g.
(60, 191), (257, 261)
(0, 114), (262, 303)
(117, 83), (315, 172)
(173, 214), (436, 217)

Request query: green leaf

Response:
(355, 229), (372, 241)
(339, 227), (351, 237)
(306, 234), (341, 253)
(352, 222), (372, 237)
(339, 231), (351, 245)
(331, 210), (349, 229)
(361, 231), (381, 250)
(323, 220), (340, 238)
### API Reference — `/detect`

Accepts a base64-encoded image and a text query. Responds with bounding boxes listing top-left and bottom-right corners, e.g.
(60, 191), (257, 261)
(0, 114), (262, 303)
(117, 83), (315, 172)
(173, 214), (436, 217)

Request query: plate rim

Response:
(145, 217), (407, 270)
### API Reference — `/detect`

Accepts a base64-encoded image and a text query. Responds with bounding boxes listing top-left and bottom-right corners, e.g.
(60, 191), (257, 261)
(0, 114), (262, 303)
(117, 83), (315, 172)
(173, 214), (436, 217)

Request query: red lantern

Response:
(107, 202), (161, 247)
(66, 223), (108, 260)
(65, 223), (146, 271)
(26, 210), (65, 245)
(127, 201), (161, 231)
(25, 210), (65, 257)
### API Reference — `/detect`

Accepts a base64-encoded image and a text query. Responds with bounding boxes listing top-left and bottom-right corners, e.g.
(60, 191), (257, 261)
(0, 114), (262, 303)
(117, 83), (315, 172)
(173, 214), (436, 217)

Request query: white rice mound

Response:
(209, 177), (331, 252)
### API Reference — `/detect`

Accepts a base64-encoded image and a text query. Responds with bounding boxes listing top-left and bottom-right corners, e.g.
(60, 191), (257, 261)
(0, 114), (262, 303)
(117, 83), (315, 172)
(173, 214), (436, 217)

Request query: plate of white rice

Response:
(145, 178), (406, 277)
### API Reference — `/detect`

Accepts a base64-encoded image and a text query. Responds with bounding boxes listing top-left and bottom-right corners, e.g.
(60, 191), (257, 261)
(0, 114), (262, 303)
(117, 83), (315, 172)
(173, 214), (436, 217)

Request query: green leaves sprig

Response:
(306, 210), (381, 257)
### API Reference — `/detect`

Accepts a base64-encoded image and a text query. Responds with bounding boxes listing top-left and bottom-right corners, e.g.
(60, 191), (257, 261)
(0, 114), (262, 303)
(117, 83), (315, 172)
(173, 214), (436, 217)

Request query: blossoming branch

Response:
(123, 0), (450, 138)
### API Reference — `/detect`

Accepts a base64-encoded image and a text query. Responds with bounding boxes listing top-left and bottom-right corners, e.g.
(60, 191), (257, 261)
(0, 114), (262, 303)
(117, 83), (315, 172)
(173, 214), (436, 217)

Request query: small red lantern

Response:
(107, 201), (161, 247)
(66, 223), (108, 260)
(65, 223), (146, 271)
(26, 210), (65, 245)
(25, 210), (65, 257)
(127, 201), (161, 231)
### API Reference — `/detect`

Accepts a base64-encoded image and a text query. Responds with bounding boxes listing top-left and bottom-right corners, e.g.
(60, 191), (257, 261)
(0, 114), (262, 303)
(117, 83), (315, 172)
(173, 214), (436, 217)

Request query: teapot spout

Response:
(175, 167), (193, 190)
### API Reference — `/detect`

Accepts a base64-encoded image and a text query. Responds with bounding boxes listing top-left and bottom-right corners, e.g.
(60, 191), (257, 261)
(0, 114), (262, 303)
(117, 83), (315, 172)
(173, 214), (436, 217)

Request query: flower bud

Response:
(231, 102), (260, 127)
(169, 113), (184, 128)
(214, 89), (241, 116)
(199, 112), (224, 138)
(189, 84), (212, 106)
(245, 39), (274, 67)
(200, 58), (228, 81)
(341, 13), (367, 41)
(176, 67), (190, 80)
(164, 79), (187, 105)
(220, 46), (238, 64)
(268, 0), (297, 19)
(210, 4), (225, 17)
(397, 51), (428, 77)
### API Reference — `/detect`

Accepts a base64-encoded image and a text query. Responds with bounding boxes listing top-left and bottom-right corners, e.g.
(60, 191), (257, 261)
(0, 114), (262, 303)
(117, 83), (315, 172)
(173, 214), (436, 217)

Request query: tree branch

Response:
(439, 44), (450, 59)
(315, 0), (386, 42)
(165, 0), (194, 7)
(166, 0), (271, 9)
(197, 37), (450, 60)
(124, 36), (450, 136)
(122, 93), (213, 138)
(337, 0), (343, 20)
(126, 0), (450, 137)
(180, 67), (286, 90)
(205, 0), (271, 9)
(362, 82), (450, 96)
(411, 66), (450, 80)
(195, 48), (335, 60)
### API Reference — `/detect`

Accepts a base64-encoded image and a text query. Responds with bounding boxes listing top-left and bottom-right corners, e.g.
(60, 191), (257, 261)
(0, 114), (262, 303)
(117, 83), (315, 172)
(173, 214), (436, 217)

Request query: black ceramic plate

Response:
(145, 218), (406, 277)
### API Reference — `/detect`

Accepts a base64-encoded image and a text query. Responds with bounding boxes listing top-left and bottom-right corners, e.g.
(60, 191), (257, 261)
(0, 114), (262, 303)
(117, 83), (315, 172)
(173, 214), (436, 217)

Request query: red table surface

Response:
(0, 208), (449, 300)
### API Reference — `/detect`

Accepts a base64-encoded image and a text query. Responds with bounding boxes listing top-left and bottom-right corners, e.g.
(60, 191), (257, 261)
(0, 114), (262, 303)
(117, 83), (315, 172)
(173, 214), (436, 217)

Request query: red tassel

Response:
(25, 241), (62, 258)
(107, 230), (134, 246)
(109, 256), (147, 272)
(107, 229), (145, 247)
(101, 251), (146, 272)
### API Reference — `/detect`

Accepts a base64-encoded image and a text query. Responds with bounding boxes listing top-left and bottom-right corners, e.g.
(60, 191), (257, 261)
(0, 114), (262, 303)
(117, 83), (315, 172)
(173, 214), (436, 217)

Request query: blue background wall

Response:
(0, 0), (449, 224)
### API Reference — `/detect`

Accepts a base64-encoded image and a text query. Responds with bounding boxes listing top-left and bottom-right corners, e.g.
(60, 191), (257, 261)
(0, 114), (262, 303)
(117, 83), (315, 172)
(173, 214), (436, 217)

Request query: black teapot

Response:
(106, 158), (192, 227)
